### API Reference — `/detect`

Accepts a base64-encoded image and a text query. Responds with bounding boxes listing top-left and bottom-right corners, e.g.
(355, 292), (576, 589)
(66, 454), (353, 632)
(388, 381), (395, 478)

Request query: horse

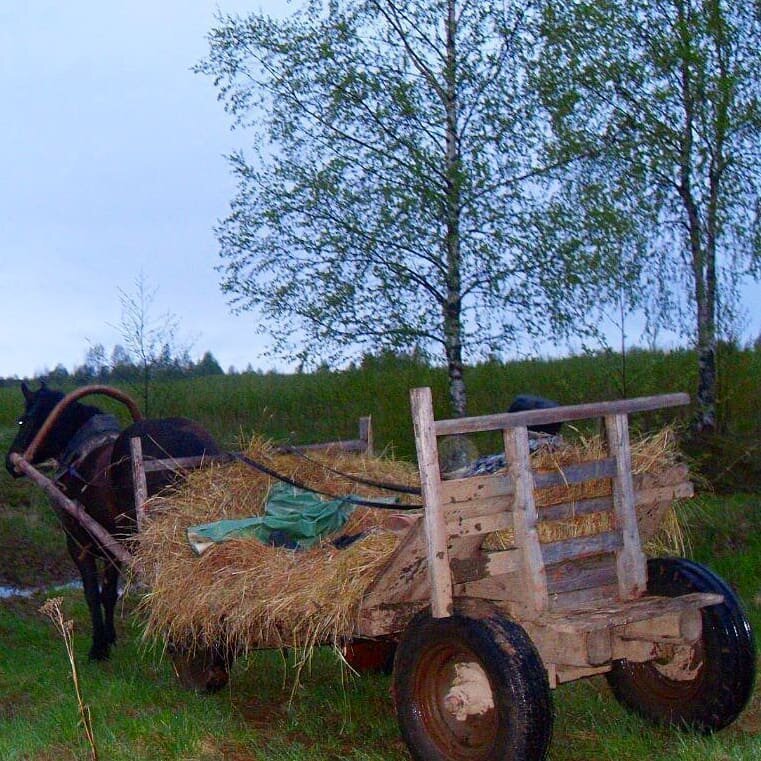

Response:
(5, 381), (222, 661)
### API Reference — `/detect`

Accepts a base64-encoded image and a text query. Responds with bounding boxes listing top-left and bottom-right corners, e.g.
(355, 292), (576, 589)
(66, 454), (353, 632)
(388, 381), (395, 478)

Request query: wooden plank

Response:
(453, 573), (522, 601)
(446, 511), (513, 538)
(534, 458), (617, 489)
(142, 453), (231, 472)
(545, 554), (618, 594)
(541, 531), (622, 566)
(356, 601), (427, 638)
(549, 584), (620, 612)
(606, 413), (647, 598)
(130, 437), (149, 532)
(504, 427), (548, 613)
(360, 518), (429, 608)
(440, 473), (513, 504)
(538, 495), (613, 522)
(410, 387), (453, 617)
(540, 592), (723, 633)
(450, 549), (521, 584)
(434, 393), (690, 437)
(444, 495), (514, 525)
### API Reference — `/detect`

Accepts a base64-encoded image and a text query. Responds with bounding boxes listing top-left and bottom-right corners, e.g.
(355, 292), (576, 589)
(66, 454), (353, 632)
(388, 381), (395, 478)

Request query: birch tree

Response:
(198, 0), (614, 415)
(538, 0), (761, 430)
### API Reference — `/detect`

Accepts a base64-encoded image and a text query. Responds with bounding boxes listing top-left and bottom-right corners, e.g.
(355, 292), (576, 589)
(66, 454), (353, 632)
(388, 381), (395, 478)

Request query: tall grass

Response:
(2, 348), (760, 460)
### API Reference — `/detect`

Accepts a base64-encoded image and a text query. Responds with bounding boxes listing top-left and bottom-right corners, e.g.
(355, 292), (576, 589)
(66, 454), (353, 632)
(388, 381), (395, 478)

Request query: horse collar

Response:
(58, 414), (121, 473)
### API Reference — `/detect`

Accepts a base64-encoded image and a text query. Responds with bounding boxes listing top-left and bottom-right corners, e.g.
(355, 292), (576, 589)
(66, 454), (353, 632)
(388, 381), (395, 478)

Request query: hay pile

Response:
(133, 428), (686, 657)
(133, 439), (420, 657)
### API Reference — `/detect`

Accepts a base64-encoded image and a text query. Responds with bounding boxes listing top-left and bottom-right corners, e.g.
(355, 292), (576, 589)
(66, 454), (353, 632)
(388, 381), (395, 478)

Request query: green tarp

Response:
(186, 483), (358, 554)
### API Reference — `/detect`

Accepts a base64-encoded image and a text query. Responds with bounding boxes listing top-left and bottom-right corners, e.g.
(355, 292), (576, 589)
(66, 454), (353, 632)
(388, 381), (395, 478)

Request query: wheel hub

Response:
(443, 661), (495, 721)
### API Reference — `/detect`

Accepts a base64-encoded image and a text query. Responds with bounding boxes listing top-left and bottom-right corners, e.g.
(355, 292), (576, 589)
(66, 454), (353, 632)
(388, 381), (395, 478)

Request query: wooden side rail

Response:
(130, 416), (374, 521)
(434, 393), (689, 437)
(409, 387), (691, 621)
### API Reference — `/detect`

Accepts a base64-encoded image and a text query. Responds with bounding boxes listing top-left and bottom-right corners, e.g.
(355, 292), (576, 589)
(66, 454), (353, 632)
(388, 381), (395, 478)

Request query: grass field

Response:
(0, 352), (759, 759)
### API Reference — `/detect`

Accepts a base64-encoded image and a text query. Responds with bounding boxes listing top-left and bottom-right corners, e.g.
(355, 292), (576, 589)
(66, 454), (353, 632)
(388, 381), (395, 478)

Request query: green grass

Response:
(0, 489), (758, 759)
(0, 354), (759, 758)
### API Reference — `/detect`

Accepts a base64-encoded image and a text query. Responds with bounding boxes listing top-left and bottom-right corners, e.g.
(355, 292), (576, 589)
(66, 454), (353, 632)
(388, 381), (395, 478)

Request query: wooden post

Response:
(130, 437), (149, 533)
(605, 413), (647, 598)
(503, 426), (549, 614)
(410, 387), (453, 618)
(359, 416), (374, 457)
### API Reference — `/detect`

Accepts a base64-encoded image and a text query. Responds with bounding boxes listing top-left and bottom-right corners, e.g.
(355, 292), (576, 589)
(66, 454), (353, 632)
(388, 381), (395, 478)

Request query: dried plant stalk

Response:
(39, 597), (99, 761)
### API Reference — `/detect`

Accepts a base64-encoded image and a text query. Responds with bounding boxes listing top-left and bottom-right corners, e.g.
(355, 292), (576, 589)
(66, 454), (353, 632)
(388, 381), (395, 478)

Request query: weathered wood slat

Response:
(545, 555), (618, 595)
(453, 573), (522, 602)
(446, 511), (513, 537)
(443, 495), (515, 524)
(130, 437), (149, 531)
(632, 463), (690, 491)
(440, 473), (514, 504)
(410, 387), (453, 618)
(142, 453), (231, 473)
(504, 428), (548, 613)
(360, 519), (429, 608)
(533, 458), (617, 489)
(541, 592), (723, 633)
(548, 584), (620, 612)
(450, 549), (521, 584)
(537, 495), (613, 522)
(606, 413), (647, 598)
(541, 530), (623, 566)
(434, 393), (689, 437)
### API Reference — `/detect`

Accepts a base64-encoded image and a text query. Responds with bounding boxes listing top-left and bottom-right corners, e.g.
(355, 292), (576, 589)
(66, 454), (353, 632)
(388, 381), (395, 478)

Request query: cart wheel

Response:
(606, 557), (756, 732)
(392, 608), (552, 761)
(168, 643), (230, 694)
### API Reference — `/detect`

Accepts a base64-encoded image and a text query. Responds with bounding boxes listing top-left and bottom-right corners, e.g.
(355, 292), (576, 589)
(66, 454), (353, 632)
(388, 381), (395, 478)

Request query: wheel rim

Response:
(631, 637), (706, 705)
(412, 641), (499, 760)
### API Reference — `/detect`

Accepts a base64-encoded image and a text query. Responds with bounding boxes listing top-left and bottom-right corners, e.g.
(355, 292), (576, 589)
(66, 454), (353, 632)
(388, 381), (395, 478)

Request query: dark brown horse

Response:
(5, 382), (222, 660)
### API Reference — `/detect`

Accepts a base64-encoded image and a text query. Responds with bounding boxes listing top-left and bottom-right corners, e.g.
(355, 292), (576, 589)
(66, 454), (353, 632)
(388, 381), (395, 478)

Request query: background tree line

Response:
(0, 347), (225, 388)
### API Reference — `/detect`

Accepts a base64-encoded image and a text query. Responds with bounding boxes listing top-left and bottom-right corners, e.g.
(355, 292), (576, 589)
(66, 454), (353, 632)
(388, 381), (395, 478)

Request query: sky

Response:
(0, 1), (286, 378)
(1, 3), (759, 380)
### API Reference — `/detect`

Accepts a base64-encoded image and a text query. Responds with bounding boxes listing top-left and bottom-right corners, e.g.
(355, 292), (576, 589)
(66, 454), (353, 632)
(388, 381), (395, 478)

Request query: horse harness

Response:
(54, 414), (121, 490)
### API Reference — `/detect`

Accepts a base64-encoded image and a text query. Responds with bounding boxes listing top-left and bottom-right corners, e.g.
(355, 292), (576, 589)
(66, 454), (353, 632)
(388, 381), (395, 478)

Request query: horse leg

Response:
(68, 536), (110, 661)
(100, 561), (120, 648)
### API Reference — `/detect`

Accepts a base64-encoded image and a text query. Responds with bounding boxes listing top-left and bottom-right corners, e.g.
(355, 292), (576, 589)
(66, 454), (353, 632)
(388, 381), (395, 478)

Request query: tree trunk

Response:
(443, 0), (466, 418)
(676, 1), (717, 433)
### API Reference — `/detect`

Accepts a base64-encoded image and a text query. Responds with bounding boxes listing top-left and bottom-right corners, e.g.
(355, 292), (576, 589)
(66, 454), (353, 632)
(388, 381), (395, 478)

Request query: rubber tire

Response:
(606, 557), (756, 732)
(392, 608), (552, 761)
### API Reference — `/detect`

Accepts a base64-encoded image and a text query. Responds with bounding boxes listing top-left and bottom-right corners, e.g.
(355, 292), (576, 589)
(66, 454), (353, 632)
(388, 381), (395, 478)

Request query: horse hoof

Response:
(88, 646), (111, 662)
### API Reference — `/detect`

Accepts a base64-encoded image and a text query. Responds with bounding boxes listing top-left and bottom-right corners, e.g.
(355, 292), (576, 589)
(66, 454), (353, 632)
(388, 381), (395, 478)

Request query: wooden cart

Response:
(347, 387), (755, 761)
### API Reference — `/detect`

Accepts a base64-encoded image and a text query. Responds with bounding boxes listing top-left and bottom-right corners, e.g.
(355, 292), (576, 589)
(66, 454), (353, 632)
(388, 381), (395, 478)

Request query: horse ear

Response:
(21, 381), (33, 400)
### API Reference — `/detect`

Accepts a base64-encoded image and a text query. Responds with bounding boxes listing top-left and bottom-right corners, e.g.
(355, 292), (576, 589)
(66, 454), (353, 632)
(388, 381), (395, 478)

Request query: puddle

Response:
(0, 580), (82, 599)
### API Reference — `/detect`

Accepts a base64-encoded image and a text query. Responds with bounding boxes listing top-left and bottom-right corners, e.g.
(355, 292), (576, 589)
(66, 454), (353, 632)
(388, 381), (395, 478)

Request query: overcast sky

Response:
(0, 1), (286, 378)
(1, 3), (758, 379)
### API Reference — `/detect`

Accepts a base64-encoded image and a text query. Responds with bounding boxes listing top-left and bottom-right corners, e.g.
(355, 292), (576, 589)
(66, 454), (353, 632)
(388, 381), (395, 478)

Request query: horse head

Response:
(5, 381), (101, 477)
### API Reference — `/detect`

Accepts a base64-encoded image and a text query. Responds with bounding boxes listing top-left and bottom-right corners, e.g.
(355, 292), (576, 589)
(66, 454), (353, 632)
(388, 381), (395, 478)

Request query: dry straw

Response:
(133, 427), (687, 661)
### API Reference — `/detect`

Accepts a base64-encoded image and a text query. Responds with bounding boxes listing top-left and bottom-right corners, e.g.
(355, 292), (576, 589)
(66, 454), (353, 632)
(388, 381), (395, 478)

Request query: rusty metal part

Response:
(21, 385), (142, 467)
